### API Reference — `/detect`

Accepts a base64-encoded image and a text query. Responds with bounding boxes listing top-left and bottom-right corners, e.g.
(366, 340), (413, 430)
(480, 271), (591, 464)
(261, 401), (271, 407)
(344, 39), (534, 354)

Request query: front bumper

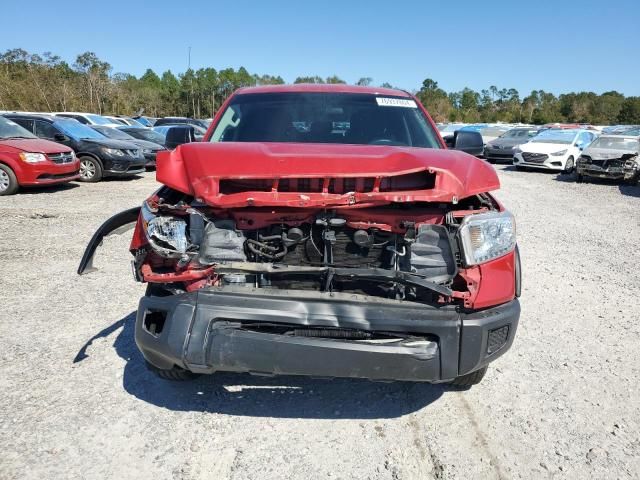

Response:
(484, 147), (515, 162)
(16, 160), (80, 186)
(135, 287), (520, 382)
(143, 152), (158, 167)
(103, 156), (146, 177)
(577, 159), (639, 181)
(513, 152), (565, 170)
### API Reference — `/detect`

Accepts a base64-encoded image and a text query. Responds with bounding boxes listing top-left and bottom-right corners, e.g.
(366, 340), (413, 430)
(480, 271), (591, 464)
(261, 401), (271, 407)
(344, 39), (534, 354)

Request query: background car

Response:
(0, 116), (79, 195)
(114, 116), (147, 128)
(576, 135), (640, 184)
(484, 127), (540, 163)
(117, 126), (167, 147)
(53, 112), (122, 128)
(5, 114), (146, 182)
(132, 116), (157, 127)
(513, 129), (597, 173)
(153, 124), (207, 142)
(154, 116), (210, 129)
(90, 126), (166, 168)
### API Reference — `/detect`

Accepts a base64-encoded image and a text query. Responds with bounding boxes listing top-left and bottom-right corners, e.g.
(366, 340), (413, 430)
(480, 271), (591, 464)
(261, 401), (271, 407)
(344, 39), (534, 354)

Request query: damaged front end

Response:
(79, 178), (520, 382)
(577, 152), (640, 183)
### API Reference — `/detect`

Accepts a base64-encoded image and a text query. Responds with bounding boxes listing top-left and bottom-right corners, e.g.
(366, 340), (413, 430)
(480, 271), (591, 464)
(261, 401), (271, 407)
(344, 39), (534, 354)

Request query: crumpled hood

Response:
(156, 142), (500, 208)
(582, 146), (637, 160)
(0, 138), (73, 154)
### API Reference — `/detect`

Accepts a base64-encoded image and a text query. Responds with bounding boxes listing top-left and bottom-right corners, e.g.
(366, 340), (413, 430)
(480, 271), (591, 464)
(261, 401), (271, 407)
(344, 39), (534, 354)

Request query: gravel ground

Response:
(1, 166), (639, 480)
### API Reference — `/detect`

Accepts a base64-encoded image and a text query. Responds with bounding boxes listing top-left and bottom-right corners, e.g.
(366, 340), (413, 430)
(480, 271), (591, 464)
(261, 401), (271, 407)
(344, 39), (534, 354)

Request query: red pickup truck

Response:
(0, 116), (79, 195)
(79, 84), (520, 387)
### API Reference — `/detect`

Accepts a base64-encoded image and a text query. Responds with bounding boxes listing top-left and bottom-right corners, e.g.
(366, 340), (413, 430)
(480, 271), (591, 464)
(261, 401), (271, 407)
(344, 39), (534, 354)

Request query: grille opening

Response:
(143, 310), (167, 336)
(487, 325), (509, 354)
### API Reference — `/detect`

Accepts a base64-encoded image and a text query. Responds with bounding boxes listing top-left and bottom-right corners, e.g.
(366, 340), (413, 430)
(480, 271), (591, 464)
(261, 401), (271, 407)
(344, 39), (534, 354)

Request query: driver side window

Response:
(35, 121), (57, 140)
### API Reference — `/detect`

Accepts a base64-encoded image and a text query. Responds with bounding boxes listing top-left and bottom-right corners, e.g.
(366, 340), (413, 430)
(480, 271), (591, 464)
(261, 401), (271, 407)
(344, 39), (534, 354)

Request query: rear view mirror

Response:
(165, 125), (197, 149)
(448, 130), (484, 156)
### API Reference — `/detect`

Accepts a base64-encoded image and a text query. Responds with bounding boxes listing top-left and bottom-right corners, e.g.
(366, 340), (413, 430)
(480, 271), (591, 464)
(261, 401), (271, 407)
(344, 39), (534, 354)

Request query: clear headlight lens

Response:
(141, 202), (188, 257)
(102, 147), (125, 157)
(550, 149), (567, 156)
(19, 152), (47, 163)
(459, 211), (516, 266)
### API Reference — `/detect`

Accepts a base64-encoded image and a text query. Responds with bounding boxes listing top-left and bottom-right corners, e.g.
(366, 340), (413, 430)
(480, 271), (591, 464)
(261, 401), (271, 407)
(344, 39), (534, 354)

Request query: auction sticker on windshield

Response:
(375, 97), (417, 108)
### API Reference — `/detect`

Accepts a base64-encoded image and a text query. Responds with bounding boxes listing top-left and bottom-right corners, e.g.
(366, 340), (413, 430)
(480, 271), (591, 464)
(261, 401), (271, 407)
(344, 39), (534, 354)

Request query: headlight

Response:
(102, 148), (125, 157)
(458, 211), (516, 266)
(550, 149), (567, 156)
(141, 202), (189, 257)
(19, 152), (47, 163)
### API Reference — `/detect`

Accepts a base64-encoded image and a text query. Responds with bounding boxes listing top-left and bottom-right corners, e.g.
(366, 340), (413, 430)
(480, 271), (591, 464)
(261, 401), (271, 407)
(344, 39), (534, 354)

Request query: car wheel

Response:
(563, 156), (575, 174)
(0, 164), (19, 195)
(145, 361), (200, 381)
(448, 366), (488, 388)
(78, 156), (103, 182)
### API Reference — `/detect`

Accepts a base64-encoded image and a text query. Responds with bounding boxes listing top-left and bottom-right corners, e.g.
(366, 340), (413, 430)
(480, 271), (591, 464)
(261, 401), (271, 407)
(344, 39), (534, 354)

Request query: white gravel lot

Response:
(1, 166), (639, 480)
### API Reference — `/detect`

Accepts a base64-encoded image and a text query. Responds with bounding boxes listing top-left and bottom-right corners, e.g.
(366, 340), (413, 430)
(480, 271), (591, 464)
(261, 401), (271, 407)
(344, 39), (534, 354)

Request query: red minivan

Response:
(0, 116), (79, 195)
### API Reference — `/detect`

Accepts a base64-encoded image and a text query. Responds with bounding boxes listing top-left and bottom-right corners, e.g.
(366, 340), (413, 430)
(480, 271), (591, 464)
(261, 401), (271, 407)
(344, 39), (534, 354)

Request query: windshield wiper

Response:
(214, 262), (453, 296)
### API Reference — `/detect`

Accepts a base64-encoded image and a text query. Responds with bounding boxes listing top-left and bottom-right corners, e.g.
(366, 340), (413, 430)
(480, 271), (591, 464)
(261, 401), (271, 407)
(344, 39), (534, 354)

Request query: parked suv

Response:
(5, 114), (146, 182)
(0, 116), (79, 195)
(90, 126), (166, 168)
(79, 84), (520, 387)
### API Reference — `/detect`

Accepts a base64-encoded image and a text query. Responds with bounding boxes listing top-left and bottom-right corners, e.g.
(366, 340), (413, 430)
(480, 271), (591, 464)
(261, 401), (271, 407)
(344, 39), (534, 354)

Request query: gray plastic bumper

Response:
(135, 287), (520, 382)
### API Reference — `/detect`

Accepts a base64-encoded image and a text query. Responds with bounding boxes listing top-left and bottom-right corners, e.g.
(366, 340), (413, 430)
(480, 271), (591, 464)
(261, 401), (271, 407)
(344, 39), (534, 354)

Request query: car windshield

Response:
(93, 126), (135, 140)
(0, 116), (37, 139)
(86, 114), (115, 125)
(56, 119), (105, 140)
(589, 136), (639, 151)
(531, 129), (577, 144)
(122, 128), (165, 144)
(210, 92), (442, 148)
(502, 129), (537, 139)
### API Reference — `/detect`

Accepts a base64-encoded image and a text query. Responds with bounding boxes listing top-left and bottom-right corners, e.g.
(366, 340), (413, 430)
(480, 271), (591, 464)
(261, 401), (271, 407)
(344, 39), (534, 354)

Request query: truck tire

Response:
(448, 366), (488, 388)
(0, 164), (19, 195)
(145, 361), (200, 381)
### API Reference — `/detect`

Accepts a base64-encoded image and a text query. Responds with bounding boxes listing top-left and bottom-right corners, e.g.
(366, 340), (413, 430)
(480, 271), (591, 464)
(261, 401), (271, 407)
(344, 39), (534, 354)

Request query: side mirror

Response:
(450, 130), (484, 156)
(165, 125), (197, 149)
(54, 133), (70, 142)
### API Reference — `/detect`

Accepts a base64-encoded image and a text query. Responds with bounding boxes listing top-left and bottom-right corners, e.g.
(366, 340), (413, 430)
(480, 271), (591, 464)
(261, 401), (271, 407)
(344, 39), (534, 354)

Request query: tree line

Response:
(1, 48), (639, 125)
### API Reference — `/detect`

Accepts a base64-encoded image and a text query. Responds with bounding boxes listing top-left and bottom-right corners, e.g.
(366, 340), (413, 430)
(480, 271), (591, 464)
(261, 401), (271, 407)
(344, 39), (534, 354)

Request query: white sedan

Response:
(513, 129), (597, 173)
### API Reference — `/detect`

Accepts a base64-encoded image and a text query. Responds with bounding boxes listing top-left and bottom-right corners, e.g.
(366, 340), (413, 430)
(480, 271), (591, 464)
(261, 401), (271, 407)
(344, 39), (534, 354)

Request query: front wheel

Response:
(448, 366), (488, 388)
(0, 164), (19, 195)
(563, 156), (575, 174)
(78, 156), (103, 182)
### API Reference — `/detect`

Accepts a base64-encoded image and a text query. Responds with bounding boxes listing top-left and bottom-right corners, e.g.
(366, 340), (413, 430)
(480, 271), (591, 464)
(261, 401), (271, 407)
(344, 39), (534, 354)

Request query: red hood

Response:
(156, 142), (499, 208)
(0, 138), (73, 154)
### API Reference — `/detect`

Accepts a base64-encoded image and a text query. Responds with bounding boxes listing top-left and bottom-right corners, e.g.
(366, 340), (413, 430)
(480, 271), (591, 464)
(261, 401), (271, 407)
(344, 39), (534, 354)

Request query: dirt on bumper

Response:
(135, 287), (520, 382)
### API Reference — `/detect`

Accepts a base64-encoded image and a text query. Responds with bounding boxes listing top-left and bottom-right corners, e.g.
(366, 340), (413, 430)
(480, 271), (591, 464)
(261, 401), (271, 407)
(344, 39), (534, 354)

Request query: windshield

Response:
(0, 117), (37, 139)
(93, 126), (135, 140)
(56, 119), (105, 140)
(589, 136), (639, 151)
(210, 92), (442, 148)
(531, 129), (577, 144)
(86, 114), (115, 125)
(123, 128), (165, 144)
(502, 129), (538, 139)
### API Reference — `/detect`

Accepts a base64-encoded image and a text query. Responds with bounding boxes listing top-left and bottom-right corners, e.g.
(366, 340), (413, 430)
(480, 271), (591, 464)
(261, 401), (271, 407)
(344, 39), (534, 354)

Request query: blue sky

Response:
(2, 0), (639, 96)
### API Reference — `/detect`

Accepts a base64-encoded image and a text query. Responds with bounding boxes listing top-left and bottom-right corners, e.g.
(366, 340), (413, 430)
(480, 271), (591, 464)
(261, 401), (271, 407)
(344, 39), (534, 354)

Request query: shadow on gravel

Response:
(76, 312), (446, 419)
(19, 182), (79, 195)
(619, 183), (640, 197)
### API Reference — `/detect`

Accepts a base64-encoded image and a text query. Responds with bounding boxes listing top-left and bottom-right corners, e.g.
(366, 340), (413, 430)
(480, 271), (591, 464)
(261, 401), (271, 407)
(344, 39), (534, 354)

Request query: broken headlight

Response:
(141, 201), (189, 258)
(458, 211), (516, 266)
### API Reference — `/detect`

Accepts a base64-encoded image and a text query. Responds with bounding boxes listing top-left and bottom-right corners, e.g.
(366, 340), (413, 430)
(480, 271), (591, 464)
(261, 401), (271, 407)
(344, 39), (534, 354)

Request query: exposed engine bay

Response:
(132, 186), (506, 306)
